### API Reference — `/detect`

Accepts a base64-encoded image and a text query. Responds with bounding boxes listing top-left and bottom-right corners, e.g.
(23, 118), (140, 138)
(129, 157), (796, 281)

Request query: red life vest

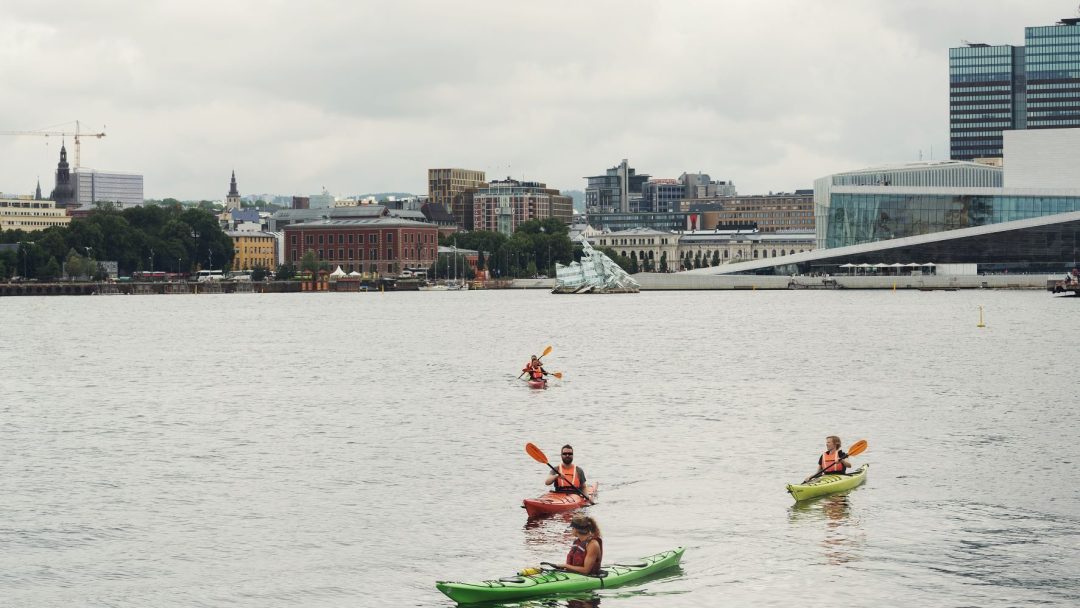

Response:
(554, 464), (579, 491)
(821, 450), (846, 474)
(523, 362), (543, 380)
(566, 536), (603, 575)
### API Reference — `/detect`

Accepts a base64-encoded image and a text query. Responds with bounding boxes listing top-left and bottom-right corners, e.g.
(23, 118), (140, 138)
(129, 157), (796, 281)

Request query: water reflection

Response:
(523, 512), (575, 548)
(493, 595), (600, 608)
(789, 493), (863, 565)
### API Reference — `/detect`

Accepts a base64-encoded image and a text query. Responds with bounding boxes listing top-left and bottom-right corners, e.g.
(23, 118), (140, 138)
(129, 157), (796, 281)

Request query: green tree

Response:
(476, 249), (486, 271)
(659, 251), (668, 272)
(251, 266), (268, 281)
(275, 263), (296, 281)
(300, 250), (319, 274)
(40, 256), (61, 281)
(711, 250), (720, 267)
(694, 251), (703, 269)
(629, 251), (639, 274)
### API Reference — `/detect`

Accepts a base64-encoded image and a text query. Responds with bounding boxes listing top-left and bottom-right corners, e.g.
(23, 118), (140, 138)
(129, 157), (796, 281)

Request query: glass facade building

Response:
(585, 160), (649, 213)
(73, 169), (144, 210)
(950, 18), (1080, 161)
(820, 190), (1080, 249)
(586, 212), (689, 233)
(1025, 21), (1080, 129)
(949, 44), (1024, 160)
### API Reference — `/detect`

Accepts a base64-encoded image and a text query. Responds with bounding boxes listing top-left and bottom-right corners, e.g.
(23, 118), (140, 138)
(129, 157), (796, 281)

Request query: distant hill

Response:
(357, 192), (416, 200)
(562, 190), (585, 213)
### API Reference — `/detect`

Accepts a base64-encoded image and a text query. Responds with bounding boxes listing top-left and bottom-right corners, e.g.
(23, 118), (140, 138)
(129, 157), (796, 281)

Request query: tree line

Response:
(439, 218), (576, 279)
(0, 204), (234, 281)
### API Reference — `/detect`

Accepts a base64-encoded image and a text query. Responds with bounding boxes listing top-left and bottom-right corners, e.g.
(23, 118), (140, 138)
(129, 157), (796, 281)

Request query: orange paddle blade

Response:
(847, 439), (868, 457)
(525, 442), (549, 464)
(541, 345), (553, 358)
(552, 372), (563, 379)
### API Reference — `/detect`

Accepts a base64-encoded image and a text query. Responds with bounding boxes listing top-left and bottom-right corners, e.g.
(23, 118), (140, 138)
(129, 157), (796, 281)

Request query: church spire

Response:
(50, 142), (75, 208)
(35, 178), (42, 200)
(225, 169), (242, 211)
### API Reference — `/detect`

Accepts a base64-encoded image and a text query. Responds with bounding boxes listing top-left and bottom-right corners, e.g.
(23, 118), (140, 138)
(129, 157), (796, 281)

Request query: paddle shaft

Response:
(807, 453), (854, 482)
(545, 462), (593, 504)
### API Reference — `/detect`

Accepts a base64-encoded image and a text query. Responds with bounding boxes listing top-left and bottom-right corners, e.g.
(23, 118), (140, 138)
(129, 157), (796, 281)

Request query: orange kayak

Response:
(522, 483), (597, 518)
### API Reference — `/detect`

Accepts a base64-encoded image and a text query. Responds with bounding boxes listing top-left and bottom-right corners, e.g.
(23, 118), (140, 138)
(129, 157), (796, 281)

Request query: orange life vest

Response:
(821, 450), (846, 474)
(524, 362), (544, 380)
(554, 463), (579, 491)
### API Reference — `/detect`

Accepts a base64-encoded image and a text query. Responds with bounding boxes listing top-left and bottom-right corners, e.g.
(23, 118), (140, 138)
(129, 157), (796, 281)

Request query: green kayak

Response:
(786, 464), (869, 502)
(435, 547), (684, 604)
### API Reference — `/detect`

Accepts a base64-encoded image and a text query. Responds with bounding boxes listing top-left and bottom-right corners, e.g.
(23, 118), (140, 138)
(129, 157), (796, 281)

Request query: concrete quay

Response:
(509, 274), (1057, 291)
(634, 273), (1056, 290)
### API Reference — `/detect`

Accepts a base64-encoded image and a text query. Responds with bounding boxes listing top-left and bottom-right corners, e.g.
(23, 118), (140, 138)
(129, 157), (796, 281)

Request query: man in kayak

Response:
(545, 444), (587, 494)
(522, 355), (549, 383)
(555, 514), (603, 575)
(804, 435), (852, 482)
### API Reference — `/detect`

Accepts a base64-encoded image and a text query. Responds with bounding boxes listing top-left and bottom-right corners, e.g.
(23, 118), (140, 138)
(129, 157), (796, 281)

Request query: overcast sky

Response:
(0, 1), (1072, 200)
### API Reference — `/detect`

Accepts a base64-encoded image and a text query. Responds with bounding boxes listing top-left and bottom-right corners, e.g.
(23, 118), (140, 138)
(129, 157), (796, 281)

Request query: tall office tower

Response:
(950, 17), (1080, 161)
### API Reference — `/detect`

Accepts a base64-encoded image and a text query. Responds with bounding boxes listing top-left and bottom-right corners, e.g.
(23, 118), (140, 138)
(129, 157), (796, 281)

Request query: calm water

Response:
(1, 290), (1078, 607)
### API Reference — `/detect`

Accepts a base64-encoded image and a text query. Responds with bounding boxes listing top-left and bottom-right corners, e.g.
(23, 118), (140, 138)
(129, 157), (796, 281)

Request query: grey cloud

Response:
(0, 0), (1070, 198)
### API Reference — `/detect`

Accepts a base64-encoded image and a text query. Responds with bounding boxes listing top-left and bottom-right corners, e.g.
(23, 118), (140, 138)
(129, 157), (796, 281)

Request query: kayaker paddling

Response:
(555, 514), (603, 575)
(804, 436), (852, 483)
(545, 445), (587, 494)
(522, 355), (549, 384)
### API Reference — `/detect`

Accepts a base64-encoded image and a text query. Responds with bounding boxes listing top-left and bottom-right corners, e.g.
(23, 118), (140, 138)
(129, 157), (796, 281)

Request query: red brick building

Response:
(283, 218), (439, 276)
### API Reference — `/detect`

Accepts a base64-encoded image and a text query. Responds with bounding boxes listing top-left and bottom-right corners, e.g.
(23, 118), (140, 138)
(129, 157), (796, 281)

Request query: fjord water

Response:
(1, 290), (1078, 607)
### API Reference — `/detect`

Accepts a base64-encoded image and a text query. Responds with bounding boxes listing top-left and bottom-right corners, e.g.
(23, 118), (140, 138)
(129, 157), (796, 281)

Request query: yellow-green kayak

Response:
(786, 464), (868, 501)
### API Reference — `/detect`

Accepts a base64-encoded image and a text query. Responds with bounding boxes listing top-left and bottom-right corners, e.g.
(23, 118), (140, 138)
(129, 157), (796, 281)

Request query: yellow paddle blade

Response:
(525, 442), (549, 464)
(541, 345), (553, 358)
(847, 439), (868, 457)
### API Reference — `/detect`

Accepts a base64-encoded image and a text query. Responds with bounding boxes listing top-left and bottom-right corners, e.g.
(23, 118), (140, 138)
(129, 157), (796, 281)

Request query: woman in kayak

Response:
(804, 435), (852, 482)
(557, 514), (603, 575)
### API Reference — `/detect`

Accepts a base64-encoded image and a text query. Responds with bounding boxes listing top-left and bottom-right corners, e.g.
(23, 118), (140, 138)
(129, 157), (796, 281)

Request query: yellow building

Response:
(228, 231), (277, 271)
(0, 197), (71, 231)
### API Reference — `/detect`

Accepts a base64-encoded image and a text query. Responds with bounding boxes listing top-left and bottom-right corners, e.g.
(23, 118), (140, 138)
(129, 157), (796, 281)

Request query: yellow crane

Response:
(0, 120), (106, 168)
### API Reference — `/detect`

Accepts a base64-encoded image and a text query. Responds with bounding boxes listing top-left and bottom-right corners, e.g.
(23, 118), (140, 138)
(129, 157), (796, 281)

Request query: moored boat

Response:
(786, 464), (869, 501)
(523, 483), (597, 518)
(435, 546), (685, 604)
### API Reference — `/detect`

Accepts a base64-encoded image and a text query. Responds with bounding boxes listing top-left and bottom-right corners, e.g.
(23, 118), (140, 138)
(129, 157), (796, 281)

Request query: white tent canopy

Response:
(329, 266), (347, 278)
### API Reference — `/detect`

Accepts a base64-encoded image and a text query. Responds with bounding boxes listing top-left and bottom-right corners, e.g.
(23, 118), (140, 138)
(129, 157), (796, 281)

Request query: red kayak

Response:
(527, 379), (547, 389)
(523, 483), (598, 518)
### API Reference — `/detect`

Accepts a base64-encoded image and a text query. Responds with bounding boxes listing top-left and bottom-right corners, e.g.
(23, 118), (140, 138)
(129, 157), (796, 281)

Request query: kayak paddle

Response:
(806, 439), (868, 482)
(525, 442), (594, 505)
(518, 346), (553, 379)
(520, 372), (562, 383)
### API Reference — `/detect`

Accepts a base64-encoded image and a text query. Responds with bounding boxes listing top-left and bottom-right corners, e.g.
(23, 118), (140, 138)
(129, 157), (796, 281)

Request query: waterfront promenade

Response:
(0, 273), (1063, 296)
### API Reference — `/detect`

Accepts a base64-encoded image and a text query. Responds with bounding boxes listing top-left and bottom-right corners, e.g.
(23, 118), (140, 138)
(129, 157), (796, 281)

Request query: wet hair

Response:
(570, 514), (601, 537)
(561, 444), (573, 452)
(827, 435), (841, 448)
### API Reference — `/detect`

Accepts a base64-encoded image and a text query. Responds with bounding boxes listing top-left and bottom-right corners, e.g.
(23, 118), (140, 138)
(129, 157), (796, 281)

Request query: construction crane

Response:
(0, 120), (106, 168)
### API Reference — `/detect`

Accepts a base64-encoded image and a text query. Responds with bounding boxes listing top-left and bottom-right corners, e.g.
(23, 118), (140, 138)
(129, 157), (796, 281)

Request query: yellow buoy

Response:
(977, 305), (986, 328)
